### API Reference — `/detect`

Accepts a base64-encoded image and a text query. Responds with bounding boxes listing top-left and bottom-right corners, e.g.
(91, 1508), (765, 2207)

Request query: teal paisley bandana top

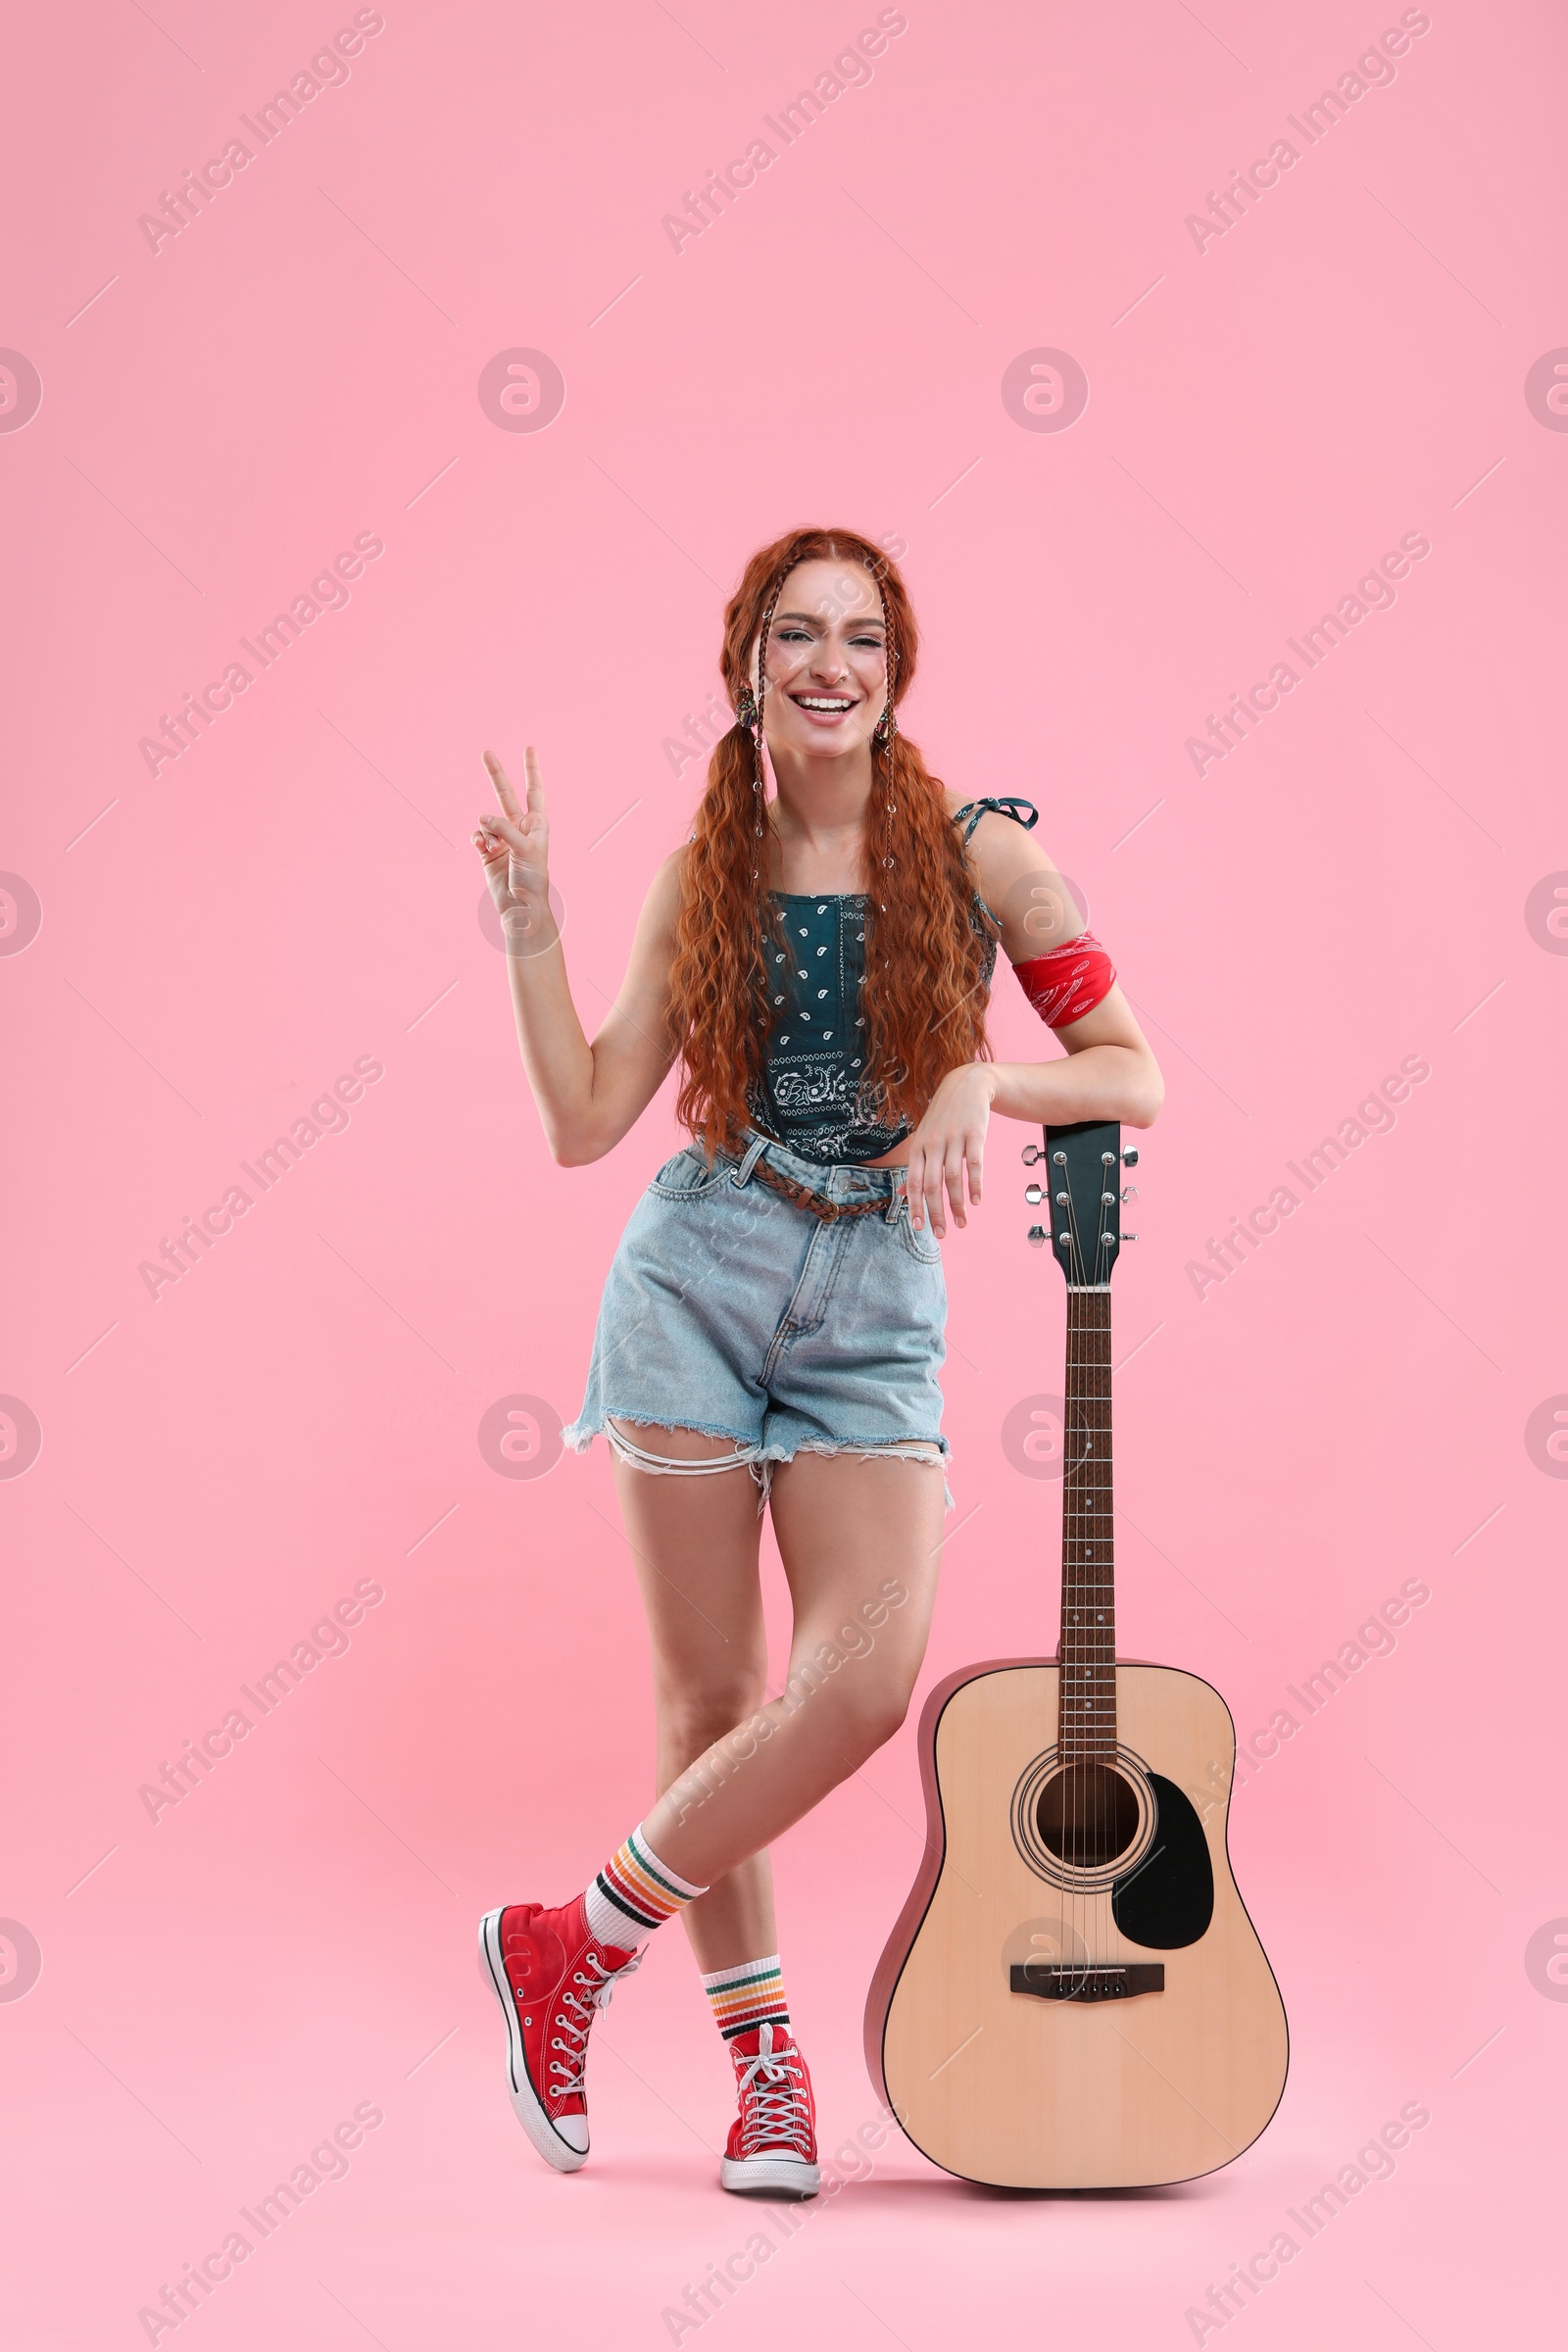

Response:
(745, 798), (1038, 1166)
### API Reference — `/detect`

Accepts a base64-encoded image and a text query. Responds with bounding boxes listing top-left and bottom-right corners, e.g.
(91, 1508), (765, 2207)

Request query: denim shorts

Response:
(561, 1128), (951, 1508)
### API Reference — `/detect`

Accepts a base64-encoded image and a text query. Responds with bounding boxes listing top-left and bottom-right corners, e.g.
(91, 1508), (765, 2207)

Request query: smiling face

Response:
(758, 558), (890, 762)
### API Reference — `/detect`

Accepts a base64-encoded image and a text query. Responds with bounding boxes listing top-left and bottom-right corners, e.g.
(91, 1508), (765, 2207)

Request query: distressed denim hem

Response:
(563, 1416), (955, 1513)
(751, 1434), (951, 1465)
(564, 1408), (770, 1512)
(752, 1436), (955, 1514)
(560, 1408), (760, 1457)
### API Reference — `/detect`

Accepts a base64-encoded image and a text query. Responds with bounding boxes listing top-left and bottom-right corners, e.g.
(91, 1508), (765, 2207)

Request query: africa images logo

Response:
(1524, 350), (1568, 430)
(660, 12), (909, 255)
(1001, 350), (1089, 434)
(476, 350), (565, 433)
(0, 350), (43, 433)
(477, 1396), (564, 1479)
(0, 1921), (43, 2003)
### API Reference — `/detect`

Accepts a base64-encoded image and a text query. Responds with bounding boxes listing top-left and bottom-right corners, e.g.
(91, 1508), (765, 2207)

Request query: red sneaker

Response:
(719, 2022), (820, 2197)
(478, 1898), (641, 2172)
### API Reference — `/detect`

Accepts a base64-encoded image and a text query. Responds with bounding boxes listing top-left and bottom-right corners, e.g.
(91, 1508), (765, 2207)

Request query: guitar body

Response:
(865, 1657), (1288, 2188)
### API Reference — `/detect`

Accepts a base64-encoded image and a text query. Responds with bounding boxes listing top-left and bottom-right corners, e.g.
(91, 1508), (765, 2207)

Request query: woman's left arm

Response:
(904, 809), (1164, 1234)
(987, 985), (1165, 1129)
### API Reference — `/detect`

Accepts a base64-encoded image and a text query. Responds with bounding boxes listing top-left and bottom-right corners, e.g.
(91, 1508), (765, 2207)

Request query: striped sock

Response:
(582, 1825), (708, 1951)
(701, 1953), (790, 2042)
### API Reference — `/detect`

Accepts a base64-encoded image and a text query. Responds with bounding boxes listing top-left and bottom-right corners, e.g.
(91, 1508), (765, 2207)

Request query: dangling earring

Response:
(748, 585), (783, 878)
(873, 615), (899, 749)
(877, 630), (899, 874)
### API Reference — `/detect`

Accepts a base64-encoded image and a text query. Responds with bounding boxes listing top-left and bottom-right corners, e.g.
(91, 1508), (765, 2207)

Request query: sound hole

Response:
(1036, 1764), (1141, 1867)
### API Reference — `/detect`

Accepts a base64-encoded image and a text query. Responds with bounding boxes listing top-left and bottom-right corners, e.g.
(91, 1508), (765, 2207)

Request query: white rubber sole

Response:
(477, 1908), (588, 2174)
(719, 2153), (821, 2198)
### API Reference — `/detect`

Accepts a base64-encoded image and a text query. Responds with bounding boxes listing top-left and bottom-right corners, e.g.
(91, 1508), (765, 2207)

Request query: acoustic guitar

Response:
(864, 1119), (1287, 2187)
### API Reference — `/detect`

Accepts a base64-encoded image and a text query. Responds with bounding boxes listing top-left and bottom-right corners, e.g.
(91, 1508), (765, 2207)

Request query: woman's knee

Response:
(658, 1682), (769, 1767)
(782, 1655), (915, 1764)
(840, 1682), (913, 1760)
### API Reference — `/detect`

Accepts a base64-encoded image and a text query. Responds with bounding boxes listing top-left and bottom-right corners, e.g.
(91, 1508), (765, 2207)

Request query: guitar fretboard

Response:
(1059, 1286), (1115, 1762)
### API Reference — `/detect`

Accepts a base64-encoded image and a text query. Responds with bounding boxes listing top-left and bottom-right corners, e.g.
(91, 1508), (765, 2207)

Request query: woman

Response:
(471, 527), (1163, 2198)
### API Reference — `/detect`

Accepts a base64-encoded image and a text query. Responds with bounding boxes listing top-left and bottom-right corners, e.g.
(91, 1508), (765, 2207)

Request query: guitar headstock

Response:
(1023, 1118), (1138, 1286)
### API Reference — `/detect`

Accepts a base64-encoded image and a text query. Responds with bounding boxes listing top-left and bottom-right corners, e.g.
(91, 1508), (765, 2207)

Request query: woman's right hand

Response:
(475, 747), (683, 1162)
(473, 747), (554, 953)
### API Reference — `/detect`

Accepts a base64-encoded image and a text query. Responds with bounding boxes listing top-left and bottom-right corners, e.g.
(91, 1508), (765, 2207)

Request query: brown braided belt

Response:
(745, 1152), (901, 1226)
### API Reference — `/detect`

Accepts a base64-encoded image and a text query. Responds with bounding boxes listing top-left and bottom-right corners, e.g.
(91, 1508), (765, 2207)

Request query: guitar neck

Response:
(1060, 1285), (1116, 1762)
(1035, 1117), (1133, 1759)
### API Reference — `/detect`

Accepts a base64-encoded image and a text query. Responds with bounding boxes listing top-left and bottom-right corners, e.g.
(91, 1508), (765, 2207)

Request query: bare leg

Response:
(630, 1445), (947, 1891)
(610, 1421), (777, 1973)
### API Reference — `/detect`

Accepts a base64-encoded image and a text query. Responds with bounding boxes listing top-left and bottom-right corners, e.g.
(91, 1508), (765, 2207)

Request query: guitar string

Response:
(1099, 1153), (1107, 1975)
(1062, 1152), (1086, 1984)
(1060, 1135), (1120, 1985)
(1104, 1166), (1114, 1976)
(1100, 1148), (1109, 1976)
(1098, 1150), (1115, 1977)
(1061, 1146), (1092, 1982)
(1058, 1144), (1080, 1982)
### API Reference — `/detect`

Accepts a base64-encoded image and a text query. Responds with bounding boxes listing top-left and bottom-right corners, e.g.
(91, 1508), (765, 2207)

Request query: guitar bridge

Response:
(1010, 1962), (1165, 2001)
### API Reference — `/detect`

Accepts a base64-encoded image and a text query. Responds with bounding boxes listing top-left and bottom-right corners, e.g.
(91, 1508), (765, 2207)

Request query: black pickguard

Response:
(1112, 1773), (1214, 1949)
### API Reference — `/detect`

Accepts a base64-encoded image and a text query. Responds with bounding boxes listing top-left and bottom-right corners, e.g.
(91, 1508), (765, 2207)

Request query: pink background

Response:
(2, 1), (1564, 2344)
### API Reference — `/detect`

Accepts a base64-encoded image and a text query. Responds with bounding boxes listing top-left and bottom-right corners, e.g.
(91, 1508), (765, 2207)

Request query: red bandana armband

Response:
(1012, 931), (1116, 1028)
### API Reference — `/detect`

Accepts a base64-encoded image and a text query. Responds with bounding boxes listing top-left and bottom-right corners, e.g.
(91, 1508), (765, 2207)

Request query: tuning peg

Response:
(1021, 1145), (1044, 1165)
(1025, 1184), (1043, 1204)
(1121, 1185), (1138, 1201)
(1121, 1232), (1139, 1242)
(1027, 1225), (1048, 1248)
(1121, 1146), (1140, 1167)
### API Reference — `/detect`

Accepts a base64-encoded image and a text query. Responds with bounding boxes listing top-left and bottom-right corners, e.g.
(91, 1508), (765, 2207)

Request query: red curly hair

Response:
(669, 528), (995, 1154)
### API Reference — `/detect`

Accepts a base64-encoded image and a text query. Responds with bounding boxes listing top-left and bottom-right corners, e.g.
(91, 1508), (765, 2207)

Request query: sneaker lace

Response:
(736, 2025), (811, 2156)
(548, 1949), (641, 2100)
